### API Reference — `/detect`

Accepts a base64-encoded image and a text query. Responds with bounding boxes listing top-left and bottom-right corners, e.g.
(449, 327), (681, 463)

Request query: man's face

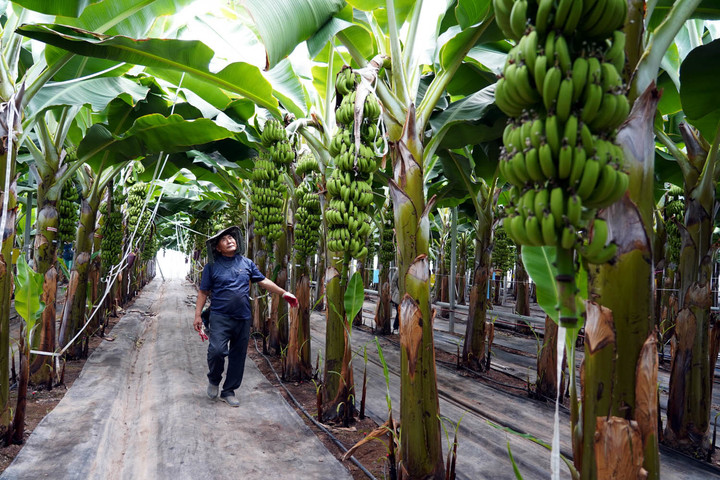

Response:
(216, 234), (237, 256)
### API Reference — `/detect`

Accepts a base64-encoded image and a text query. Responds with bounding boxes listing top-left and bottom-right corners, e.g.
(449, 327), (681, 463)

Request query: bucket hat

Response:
(205, 225), (245, 263)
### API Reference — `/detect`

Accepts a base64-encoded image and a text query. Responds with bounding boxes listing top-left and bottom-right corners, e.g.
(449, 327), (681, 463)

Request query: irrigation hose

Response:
(251, 336), (378, 480)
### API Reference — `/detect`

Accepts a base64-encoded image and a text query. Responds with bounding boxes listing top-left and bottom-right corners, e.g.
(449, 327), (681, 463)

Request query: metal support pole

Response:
(448, 208), (457, 333)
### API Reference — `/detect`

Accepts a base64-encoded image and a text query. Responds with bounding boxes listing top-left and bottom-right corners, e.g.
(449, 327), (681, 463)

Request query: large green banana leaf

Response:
(26, 76), (148, 121)
(13, 255), (45, 338)
(12, 0), (100, 17)
(679, 38), (720, 140)
(18, 24), (281, 116)
(77, 114), (236, 169)
(38, 0), (196, 81)
(245, 0), (345, 70)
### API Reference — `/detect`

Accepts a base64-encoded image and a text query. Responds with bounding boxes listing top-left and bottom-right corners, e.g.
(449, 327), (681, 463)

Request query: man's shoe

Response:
(221, 394), (240, 407)
(207, 382), (219, 399)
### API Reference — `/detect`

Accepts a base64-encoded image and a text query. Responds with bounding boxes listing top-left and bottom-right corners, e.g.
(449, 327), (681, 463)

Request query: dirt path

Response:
(0, 277), (351, 480)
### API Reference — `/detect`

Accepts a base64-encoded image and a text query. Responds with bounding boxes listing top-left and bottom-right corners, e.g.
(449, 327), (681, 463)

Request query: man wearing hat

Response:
(193, 226), (298, 407)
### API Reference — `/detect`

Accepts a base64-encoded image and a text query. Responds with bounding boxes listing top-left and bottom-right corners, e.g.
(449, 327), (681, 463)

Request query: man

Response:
(193, 226), (297, 407)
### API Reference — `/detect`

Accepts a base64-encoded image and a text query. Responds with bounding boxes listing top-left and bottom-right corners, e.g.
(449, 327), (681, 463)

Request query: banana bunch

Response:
(295, 178), (322, 261)
(295, 152), (320, 178)
(251, 119), (292, 244)
(58, 180), (80, 243)
(494, 0), (629, 261)
(141, 230), (159, 261)
(100, 189), (126, 272)
(324, 67), (383, 260)
(125, 182), (153, 249)
(493, 0), (626, 41)
(379, 215), (395, 267)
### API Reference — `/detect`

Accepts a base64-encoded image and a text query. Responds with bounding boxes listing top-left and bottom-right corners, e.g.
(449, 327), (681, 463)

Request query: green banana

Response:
(492, 0), (515, 40)
(557, 141), (573, 179)
(561, 225), (577, 249)
(542, 65), (562, 112)
(550, 187), (566, 228)
(566, 194), (582, 227)
(534, 187), (550, 219)
(538, 142), (557, 179)
(509, 0), (528, 40)
(541, 212), (558, 245)
(583, 218), (609, 259)
(556, 76), (574, 123)
(524, 147), (545, 182)
(525, 215), (544, 246)
(603, 169), (629, 205)
(586, 242), (618, 264)
(564, 114), (579, 147)
(568, 146), (587, 187)
(575, 159), (601, 199)
(562, 0), (584, 35)
(553, 0), (574, 32)
(554, 34), (572, 75)
(529, 116), (544, 149)
(601, 62), (623, 92)
(581, 82), (603, 123)
(535, 0), (554, 34)
(571, 57), (589, 103)
(545, 113), (561, 156)
(605, 30), (626, 73)
(522, 29), (539, 73)
(589, 93), (618, 131)
(533, 55), (548, 95)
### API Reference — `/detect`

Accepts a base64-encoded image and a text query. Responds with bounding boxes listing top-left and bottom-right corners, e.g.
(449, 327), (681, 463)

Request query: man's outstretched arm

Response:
(257, 278), (298, 307)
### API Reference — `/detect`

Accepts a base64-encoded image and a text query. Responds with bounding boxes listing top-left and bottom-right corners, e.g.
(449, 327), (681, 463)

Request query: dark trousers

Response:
(206, 312), (251, 397)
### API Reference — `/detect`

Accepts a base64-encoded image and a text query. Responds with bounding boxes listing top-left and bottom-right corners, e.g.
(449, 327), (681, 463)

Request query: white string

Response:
(551, 325), (566, 479)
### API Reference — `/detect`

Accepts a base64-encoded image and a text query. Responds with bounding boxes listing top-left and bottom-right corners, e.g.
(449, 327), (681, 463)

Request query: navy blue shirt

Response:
(199, 255), (265, 319)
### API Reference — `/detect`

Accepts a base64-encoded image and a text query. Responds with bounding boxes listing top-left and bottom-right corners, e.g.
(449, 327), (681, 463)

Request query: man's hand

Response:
(282, 292), (298, 308)
(193, 314), (203, 333)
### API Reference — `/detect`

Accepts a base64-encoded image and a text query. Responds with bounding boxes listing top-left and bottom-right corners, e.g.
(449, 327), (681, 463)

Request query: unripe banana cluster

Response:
(126, 182), (152, 249)
(100, 189), (126, 272)
(251, 119), (292, 243)
(295, 177), (322, 261)
(325, 68), (382, 260)
(378, 217), (394, 267)
(493, 0), (629, 262)
(295, 152), (320, 177)
(664, 185), (684, 266)
(141, 225), (159, 261)
(58, 181), (80, 243)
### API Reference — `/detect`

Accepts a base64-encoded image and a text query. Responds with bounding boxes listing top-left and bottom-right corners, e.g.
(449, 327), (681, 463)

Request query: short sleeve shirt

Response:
(199, 255), (265, 319)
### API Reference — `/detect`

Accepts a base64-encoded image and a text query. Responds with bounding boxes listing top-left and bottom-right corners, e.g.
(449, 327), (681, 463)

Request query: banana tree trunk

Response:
(374, 265), (392, 335)
(321, 256), (354, 423)
(269, 230), (288, 353)
(664, 122), (719, 457)
(463, 234), (491, 371)
(29, 195), (60, 384)
(585, 86), (660, 479)
(515, 247), (530, 335)
(658, 268), (677, 363)
(314, 233), (325, 311)
(389, 107), (444, 478)
(252, 234), (268, 346)
(535, 315), (562, 400)
(286, 265), (312, 382)
(59, 193), (100, 359)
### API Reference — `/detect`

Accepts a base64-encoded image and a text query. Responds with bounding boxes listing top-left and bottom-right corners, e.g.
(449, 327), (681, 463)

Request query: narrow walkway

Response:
(0, 277), (351, 480)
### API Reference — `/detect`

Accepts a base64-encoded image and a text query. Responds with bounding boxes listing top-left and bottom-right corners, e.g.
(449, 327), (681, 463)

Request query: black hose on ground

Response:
(251, 336), (378, 480)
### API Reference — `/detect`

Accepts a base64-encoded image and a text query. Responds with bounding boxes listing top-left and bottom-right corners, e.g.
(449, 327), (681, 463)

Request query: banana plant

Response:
(654, 37), (720, 457)
(9, 255), (45, 445)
